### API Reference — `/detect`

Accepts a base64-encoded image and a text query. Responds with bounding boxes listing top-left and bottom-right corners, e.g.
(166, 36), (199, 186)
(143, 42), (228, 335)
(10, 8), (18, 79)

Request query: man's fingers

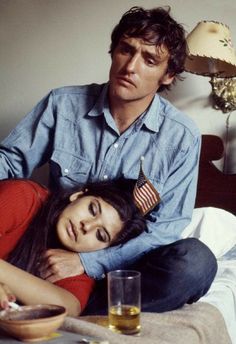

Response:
(38, 249), (63, 277)
(44, 273), (62, 283)
(39, 269), (53, 280)
(39, 249), (85, 282)
(38, 261), (60, 279)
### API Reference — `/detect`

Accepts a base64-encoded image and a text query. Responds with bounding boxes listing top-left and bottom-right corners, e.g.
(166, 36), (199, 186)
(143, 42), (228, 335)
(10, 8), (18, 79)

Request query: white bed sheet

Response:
(181, 207), (236, 258)
(200, 258), (236, 344)
(182, 207), (236, 344)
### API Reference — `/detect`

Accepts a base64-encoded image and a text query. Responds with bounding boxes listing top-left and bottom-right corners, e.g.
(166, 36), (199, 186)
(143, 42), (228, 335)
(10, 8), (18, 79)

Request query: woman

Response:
(0, 178), (146, 316)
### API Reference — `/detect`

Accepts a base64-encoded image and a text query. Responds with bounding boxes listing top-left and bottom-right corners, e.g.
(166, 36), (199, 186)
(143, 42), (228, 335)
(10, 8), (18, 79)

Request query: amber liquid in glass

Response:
(108, 305), (140, 335)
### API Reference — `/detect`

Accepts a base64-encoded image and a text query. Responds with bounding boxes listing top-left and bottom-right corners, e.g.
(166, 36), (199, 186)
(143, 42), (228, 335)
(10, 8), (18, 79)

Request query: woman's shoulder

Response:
(0, 179), (47, 191)
(0, 180), (50, 258)
(0, 179), (49, 203)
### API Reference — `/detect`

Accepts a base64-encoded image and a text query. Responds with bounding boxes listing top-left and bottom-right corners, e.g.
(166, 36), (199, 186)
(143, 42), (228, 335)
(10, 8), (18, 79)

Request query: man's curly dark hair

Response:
(109, 6), (186, 92)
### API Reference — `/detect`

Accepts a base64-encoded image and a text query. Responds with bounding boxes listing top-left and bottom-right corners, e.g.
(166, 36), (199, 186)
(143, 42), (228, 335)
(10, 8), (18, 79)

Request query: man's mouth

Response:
(116, 76), (136, 87)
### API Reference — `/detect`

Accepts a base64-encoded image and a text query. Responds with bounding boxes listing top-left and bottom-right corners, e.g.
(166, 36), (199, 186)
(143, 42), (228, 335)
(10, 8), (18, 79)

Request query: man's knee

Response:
(148, 237), (216, 267)
(136, 238), (217, 305)
(178, 238), (217, 285)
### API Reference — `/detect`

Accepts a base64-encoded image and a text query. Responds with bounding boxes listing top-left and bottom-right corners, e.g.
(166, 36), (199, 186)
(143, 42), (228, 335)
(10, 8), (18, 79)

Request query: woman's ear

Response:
(69, 191), (84, 202)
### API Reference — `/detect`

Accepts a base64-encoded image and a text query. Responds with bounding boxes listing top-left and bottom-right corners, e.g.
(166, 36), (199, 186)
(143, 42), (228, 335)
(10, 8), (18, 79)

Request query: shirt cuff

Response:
(79, 246), (121, 279)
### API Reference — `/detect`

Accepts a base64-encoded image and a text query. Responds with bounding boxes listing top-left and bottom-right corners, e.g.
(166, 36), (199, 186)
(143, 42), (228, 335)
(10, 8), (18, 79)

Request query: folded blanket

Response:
(62, 302), (231, 344)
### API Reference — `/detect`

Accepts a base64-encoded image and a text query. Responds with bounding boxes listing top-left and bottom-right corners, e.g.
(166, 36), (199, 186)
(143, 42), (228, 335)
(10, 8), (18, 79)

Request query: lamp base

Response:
(210, 77), (236, 113)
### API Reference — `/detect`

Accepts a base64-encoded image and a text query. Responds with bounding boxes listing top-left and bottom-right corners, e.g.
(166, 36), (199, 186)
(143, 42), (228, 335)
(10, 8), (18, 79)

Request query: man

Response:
(0, 6), (217, 313)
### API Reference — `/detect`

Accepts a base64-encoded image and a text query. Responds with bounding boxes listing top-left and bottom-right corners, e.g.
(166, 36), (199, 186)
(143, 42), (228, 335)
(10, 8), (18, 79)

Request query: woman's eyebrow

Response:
(96, 199), (111, 242)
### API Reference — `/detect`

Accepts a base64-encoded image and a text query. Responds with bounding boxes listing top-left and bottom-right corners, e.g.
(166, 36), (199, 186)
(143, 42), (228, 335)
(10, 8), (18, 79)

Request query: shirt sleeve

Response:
(0, 92), (55, 179)
(80, 134), (201, 279)
(54, 274), (95, 312)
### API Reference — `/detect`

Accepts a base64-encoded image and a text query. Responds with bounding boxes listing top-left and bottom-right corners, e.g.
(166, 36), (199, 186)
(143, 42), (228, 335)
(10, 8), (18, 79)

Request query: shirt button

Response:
(64, 168), (69, 174)
(103, 175), (108, 180)
(101, 274), (106, 279)
(114, 143), (119, 148)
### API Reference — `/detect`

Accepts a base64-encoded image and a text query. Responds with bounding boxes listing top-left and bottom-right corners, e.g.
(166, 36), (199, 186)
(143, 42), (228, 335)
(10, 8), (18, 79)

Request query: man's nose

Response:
(125, 54), (139, 73)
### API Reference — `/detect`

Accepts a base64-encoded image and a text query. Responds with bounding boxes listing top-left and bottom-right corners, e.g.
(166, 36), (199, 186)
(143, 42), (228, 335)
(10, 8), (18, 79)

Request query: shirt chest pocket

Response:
(50, 149), (92, 187)
(123, 168), (164, 196)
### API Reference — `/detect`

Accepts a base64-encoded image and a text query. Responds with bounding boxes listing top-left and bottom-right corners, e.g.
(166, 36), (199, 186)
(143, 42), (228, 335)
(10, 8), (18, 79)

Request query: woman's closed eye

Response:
(88, 199), (111, 243)
(89, 201), (98, 216)
(96, 228), (110, 243)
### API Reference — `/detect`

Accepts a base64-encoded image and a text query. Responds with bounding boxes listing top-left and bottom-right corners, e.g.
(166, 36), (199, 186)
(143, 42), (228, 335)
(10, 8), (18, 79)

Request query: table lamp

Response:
(185, 21), (236, 113)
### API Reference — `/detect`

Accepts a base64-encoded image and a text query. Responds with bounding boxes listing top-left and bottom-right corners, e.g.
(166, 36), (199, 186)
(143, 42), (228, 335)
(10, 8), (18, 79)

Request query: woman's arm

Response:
(0, 259), (81, 317)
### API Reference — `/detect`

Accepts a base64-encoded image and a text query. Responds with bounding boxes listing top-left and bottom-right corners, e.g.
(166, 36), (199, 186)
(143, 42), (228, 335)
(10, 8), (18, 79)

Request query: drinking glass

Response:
(107, 270), (141, 335)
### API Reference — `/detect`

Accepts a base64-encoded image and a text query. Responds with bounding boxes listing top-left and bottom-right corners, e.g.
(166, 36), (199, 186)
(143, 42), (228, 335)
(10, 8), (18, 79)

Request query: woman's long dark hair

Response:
(7, 179), (146, 276)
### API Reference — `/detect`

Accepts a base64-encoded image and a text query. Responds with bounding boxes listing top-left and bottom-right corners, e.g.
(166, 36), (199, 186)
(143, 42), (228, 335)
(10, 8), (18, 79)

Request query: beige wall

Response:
(1, 0), (236, 173)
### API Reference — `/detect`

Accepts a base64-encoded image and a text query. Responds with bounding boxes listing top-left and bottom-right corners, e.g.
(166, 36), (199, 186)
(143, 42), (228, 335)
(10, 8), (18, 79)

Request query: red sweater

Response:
(0, 179), (94, 312)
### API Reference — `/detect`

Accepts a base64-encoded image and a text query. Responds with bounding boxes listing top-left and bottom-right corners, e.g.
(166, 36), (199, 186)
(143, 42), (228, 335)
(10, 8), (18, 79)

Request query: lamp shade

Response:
(185, 21), (236, 77)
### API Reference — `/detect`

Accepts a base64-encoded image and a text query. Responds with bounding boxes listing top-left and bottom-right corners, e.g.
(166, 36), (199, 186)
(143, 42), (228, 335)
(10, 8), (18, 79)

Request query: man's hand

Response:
(39, 249), (85, 283)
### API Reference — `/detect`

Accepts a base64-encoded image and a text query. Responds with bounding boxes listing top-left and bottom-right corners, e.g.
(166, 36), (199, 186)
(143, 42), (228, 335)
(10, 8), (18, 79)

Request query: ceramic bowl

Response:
(0, 304), (67, 342)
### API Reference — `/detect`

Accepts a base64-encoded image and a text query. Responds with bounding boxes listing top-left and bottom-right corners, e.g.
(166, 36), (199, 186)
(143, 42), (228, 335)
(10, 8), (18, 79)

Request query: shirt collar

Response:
(88, 83), (109, 117)
(140, 94), (162, 133)
(88, 83), (163, 133)
(88, 83), (120, 134)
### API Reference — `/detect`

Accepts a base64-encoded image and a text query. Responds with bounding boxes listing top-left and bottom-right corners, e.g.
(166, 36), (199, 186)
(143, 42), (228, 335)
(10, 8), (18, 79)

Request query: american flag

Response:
(133, 161), (161, 215)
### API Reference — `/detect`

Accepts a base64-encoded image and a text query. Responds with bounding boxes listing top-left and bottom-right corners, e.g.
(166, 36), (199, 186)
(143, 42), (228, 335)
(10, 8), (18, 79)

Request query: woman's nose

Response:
(81, 219), (97, 233)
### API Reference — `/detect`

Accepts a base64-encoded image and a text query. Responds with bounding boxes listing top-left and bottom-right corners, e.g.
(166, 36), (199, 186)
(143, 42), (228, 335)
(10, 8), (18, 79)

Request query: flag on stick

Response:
(133, 159), (161, 215)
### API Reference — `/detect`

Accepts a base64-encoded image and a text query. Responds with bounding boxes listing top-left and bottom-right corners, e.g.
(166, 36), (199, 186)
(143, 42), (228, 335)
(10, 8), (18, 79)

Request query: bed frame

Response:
(195, 135), (236, 215)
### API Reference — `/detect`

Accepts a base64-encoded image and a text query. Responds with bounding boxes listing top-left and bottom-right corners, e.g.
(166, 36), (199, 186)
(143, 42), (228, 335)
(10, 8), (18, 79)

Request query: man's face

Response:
(109, 37), (174, 103)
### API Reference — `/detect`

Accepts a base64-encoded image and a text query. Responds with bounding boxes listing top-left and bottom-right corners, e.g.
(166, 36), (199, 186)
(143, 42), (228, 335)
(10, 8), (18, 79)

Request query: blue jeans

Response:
(82, 238), (217, 315)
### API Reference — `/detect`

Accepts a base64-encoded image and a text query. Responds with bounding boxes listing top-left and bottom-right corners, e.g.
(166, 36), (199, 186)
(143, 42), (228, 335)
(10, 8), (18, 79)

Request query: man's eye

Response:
(146, 58), (156, 66)
(119, 46), (131, 54)
(89, 202), (97, 216)
(96, 229), (108, 243)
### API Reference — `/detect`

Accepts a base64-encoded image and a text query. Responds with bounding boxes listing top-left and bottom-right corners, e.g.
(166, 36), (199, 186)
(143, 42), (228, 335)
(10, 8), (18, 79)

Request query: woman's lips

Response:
(67, 221), (78, 241)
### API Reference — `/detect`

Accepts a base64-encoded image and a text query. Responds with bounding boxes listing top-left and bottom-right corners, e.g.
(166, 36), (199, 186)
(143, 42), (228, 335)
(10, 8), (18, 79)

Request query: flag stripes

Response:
(133, 162), (160, 215)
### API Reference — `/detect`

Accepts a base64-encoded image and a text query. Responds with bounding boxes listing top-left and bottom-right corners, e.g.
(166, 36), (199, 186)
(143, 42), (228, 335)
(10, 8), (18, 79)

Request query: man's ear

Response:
(69, 191), (84, 202)
(161, 73), (175, 86)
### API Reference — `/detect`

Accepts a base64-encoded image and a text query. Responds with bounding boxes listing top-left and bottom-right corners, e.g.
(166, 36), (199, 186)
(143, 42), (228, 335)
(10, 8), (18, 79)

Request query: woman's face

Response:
(56, 192), (123, 252)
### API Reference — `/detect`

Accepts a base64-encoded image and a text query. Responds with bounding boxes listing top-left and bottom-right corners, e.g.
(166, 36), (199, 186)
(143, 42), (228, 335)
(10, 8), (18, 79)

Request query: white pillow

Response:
(181, 207), (236, 258)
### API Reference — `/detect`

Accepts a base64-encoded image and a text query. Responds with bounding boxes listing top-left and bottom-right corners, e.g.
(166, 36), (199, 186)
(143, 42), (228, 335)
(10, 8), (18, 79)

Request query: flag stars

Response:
(133, 161), (160, 215)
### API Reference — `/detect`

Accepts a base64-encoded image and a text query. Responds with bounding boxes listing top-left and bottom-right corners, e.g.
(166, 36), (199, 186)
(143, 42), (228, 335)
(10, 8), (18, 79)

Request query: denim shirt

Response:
(0, 83), (201, 279)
